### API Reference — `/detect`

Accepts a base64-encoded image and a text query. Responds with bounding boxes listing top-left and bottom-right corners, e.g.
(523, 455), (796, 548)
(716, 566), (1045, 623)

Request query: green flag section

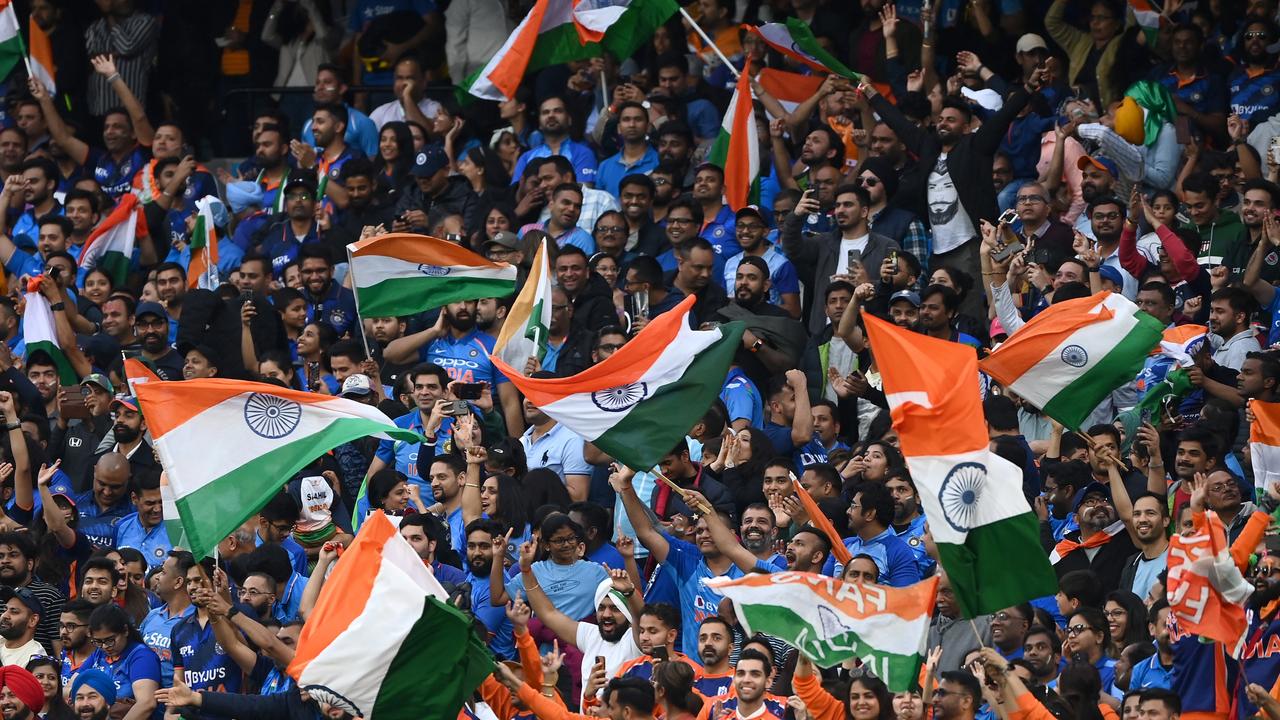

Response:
(23, 285), (77, 385)
(491, 295), (744, 472)
(78, 193), (145, 287)
(463, 0), (676, 102)
(980, 292), (1163, 430)
(290, 513), (492, 720)
(0, 1), (24, 82)
(493, 238), (553, 368)
(864, 312), (1058, 618)
(746, 19), (860, 79)
(708, 573), (938, 692)
(707, 70), (761, 211)
(347, 233), (517, 318)
(136, 378), (425, 559)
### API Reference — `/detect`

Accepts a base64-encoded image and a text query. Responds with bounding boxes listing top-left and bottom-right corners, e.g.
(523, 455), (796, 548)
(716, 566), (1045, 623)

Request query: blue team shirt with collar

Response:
(722, 245), (801, 305)
(171, 614), (244, 693)
(511, 139), (599, 186)
(270, 571), (307, 623)
(72, 490), (135, 547)
(720, 367), (762, 429)
(261, 226), (320, 277)
(596, 146), (660, 196)
(422, 329), (508, 388)
(113, 513), (173, 567)
(664, 534), (774, 658)
(841, 527), (923, 587)
(699, 205), (739, 258)
(61, 646), (103, 688)
(1156, 67), (1228, 116)
(89, 146), (150, 199)
(1230, 66), (1280, 123)
(794, 433), (851, 472)
(373, 409), (456, 492)
(141, 603), (196, 686)
(468, 570), (515, 660)
(12, 202), (63, 249)
(302, 281), (358, 337)
(893, 514), (936, 577)
(89, 640), (161, 703)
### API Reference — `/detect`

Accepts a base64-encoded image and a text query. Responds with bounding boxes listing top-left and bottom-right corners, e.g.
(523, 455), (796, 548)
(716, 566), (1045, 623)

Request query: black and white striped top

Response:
(84, 12), (160, 117)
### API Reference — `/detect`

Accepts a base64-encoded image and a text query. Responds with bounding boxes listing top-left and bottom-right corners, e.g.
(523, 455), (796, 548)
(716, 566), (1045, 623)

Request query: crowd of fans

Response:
(0, 0), (1279, 718)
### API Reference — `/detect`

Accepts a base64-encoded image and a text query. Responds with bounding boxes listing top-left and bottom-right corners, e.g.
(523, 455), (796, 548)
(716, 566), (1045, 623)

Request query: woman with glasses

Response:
(1103, 590), (1150, 650)
(1065, 607), (1118, 691)
(489, 514), (608, 621)
(85, 604), (159, 720)
(26, 656), (74, 720)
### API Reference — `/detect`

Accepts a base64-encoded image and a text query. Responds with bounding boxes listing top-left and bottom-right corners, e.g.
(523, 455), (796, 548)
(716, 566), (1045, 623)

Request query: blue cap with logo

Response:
(412, 145), (448, 177)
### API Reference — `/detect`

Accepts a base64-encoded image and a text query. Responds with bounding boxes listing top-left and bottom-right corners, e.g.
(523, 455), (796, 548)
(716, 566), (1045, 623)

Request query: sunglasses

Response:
(859, 176), (880, 187)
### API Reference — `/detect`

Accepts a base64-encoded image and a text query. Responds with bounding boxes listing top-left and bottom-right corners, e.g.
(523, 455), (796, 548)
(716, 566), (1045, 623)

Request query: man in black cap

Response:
(859, 156), (929, 263)
(130, 302), (183, 380)
(0, 585), (44, 666)
(393, 145), (474, 234)
(722, 205), (801, 319)
(178, 342), (219, 380)
(259, 174), (321, 278)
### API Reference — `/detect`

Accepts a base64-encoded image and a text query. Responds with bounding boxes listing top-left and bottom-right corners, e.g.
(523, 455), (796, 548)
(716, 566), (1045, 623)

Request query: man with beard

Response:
(1231, 19), (1280, 124)
(782, 526), (830, 574)
(61, 600), (101, 687)
(4, 158), (62, 250)
(844, 482), (921, 587)
(1085, 197), (1138, 299)
(259, 176), (321, 277)
(615, 604), (697, 682)
(598, 103), (659, 197)
(988, 604), (1032, 662)
(714, 648), (786, 719)
(784, 184), (899, 333)
(886, 469), (934, 578)
(328, 159), (396, 248)
(29, 74), (148, 200)
(738, 504), (783, 568)
(300, 65), (378, 158)
(112, 472), (170, 568)
(234, 572), (277, 619)
(69, 669), (116, 720)
(1128, 601), (1173, 690)
(95, 397), (157, 483)
(296, 104), (360, 209)
(656, 124), (695, 189)
(511, 95), (598, 187)
(399, 513), (466, 586)
(690, 165), (736, 258)
(296, 245), (357, 338)
(0, 665), (45, 720)
(556, 245), (616, 335)
(723, 208), (800, 318)
(668, 237), (730, 328)
(693, 616), (734, 697)
(1051, 482), (1138, 590)
(1073, 156), (1119, 238)
(0, 534), (60, 659)
(140, 552), (193, 687)
(23, 354), (59, 422)
(617, 175), (667, 257)
(73, 454), (134, 548)
(460, 519), (514, 660)
(649, 164), (680, 224)
(1021, 624), (1063, 686)
(918, 285), (982, 348)
(520, 551), (642, 684)
(77, 559), (118, 609)
(1011, 182), (1074, 266)
(172, 558), (257, 697)
(251, 125), (291, 211)
(930, 573), (992, 672)
(128, 302), (182, 380)
(0, 587), (44, 667)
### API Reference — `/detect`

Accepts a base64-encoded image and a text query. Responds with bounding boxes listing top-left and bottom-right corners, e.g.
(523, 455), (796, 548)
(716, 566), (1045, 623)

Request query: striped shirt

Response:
(20, 578), (66, 655)
(85, 12), (160, 116)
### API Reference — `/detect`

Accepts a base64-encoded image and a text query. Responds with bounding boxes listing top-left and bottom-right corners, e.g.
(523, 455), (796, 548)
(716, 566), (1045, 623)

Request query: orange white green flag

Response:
(707, 69), (760, 211)
(1250, 401), (1280, 495)
(864, 311), (1056, 618)
(27, 12), (55, 96)
(347, 233), (516, 318)
(135, 378), (424, 559)
(492, 295), (744, 471)
(289, 512), (492, 719)
(188, 196), (220, 290)
(708, 572), (938, 691)
(492, 237), (552, 369)
(0, 1), (22, 83)
(78, 193), (145, 286)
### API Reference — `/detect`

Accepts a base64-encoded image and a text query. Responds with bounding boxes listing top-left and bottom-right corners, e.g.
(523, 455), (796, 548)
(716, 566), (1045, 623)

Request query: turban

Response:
(593, 578), (634, 626)
(0, 666), (45, 712)
(1113, 97), (1146, 146)
(69, 668), (117, 706)
(225, 181), (264, 214)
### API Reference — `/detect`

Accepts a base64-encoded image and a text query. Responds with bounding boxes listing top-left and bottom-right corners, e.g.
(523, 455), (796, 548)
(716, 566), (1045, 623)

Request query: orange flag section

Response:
(979, 292), (1115, 382)
(791, 478), (853, 565)
(1167, 510), (1250, 647)
(135, 377), (343, 438)
(860, 311), (987, 457)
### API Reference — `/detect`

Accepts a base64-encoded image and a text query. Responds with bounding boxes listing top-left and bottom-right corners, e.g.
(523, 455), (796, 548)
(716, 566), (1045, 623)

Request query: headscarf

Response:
(1121, 80), (1178, 146)
(225, 181), (265, 214)
(593, 578), (634, 627)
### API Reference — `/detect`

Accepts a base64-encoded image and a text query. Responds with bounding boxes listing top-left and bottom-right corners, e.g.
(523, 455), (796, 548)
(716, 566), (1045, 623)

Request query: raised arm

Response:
(298, 542), (341, 621)
(612, 537), (645, 621)
(37, 462), (76, 548)
(200, 581), (266, 675)
(788, 368), (813, 447)
(0, 392), (31, 513)
(461, 439), (486, 525)
(690, 488), (760, 573)
(91, 55), (153, 146)
(608, 465), (670, 563)
(516, 538), (582, 647)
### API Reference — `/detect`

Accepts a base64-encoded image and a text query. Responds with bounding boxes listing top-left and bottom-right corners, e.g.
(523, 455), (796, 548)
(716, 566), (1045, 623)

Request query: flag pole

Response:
(679, 7), (741, 80)
(345, 244), (374, 360)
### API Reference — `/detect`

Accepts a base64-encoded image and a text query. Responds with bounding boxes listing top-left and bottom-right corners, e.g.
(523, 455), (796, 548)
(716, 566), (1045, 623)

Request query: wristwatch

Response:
(749, 338), (765, 353)
(49, 302), (64, 311)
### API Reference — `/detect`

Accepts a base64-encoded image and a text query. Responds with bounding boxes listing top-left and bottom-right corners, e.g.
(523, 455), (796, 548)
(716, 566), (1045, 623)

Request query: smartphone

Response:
(445, 233), (464, 243)
(240, 289), (253, 305)
(650, 647), (668, 662)
(888, 250), (898, 274)
(846, 248), (863, 272)
(453, 382), (483, 400)
(990, 241), (1025, 263)
(1270, 137), (1280, 166)
(58, 387), (91, 420)
(594, 656), (605, 666)
(446, 400), (471, 416)
(998, 208), (1018, 226)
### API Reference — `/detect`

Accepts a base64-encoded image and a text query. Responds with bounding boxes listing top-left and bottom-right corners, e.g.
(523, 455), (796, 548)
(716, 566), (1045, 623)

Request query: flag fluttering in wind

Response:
(23, 279), (76, 385)
(289, 512), (492, 719)
(746, 19), (860, 79)
(26, 13), (55, 96)
(492, 295), (743, 471)
(864, 312), (1056, 617)
(0, 1), (24, 83)
(79, 193), (146, 286)
(136, 378), (424, 559)
(571, 0), (678, 47)
(188, 197), (220, 290)
(707, 69), (761, 211)
(1250, 401), (1280, 495)
(347, 234), (516, 318)
(979, 292), (1163, 430)
(492, 238), (552, 370)
(1167, 509), (1253, 647)
(755, 68), (824, 115)
(708, 572), (937, 691)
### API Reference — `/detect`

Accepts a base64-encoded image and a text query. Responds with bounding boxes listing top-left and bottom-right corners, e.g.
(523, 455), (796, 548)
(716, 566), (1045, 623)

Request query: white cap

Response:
(1016, 33), (1048, 54)
(340, 373), (373, 397)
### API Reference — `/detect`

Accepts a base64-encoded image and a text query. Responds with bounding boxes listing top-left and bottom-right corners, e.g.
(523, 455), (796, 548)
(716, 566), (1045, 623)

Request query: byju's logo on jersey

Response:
(417, 264), (451, 277)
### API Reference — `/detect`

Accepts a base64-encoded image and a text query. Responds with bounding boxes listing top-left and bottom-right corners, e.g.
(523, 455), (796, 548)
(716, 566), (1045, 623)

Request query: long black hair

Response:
(376, 121), (416, 189)
(846, 673), (896, 720)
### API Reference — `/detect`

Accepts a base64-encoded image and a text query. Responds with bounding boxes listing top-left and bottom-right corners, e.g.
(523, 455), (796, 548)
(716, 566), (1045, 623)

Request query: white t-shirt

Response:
(838, 234), (870, 270)
(0, 638), (43, 668)
(927, 153), (977, 255)
(369, 97), (443, 129)
(575, 622), (640, 700)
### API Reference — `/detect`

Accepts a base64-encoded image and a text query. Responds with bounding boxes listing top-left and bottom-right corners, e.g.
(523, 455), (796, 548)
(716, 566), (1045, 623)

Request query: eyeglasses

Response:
(736, 223), (765, 232)
(1091, 211), (1121, 221)
(59, 622), (86, 631)
(551, 304), (572, 312)
(1065, 624), (1094, 637)
(285, 191), (313, 202)
(667, 217), (696, 226)
(596, 226), (626, 234)
(595, 343), (624, 353)
(1257, 566), (1280, 577)
(547, 534), (580, 547)
(859, 176), (880, 187)
(1245, 31), (1271, 40)
(993, 612), (1026, 623)
(239, 588), (274, 599)
(1102, 609), (1127, 619)
(1079, 496), (1110, 507)
(652, 177), (671, 186)
(268, 521), (293, 535)
(89, 635), (118, 647)
(1017, 195), (1046, 204)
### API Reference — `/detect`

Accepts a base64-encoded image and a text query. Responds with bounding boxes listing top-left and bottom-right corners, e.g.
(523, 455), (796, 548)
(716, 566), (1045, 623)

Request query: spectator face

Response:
(832, 191), (866, 232)
(549, 288), (572, 335)
(312, 70), (343, 104)
(842, 556), (879, 584)
(81, 570), (115, 605)
(869, 123), (902, 163)
(885, 476), (918, 523)
(825, 287), (852, 323)
(676, 246), (714, 291)
(784, 531), (822, 571)
(734, 263), (768, 305)
(1079, 165), (1113, 202)
(300, 257), (332, 295)
(698, 621), (732, 666)
(894, 693), (925, 720)
(538, 98), (569, 136)
(485, 208), (512, 239)
(1088, 1), (1120, 44)
(1131, 495), (1168, 543)
(735, 213), (767, 252)
(692, 168), (723, 203)
(1136, 288), (1172, 323)
(182, 349), (216, 379)
(311, 109), (342, 147)
(591, 332), (626, 363)
(26, 361), (57, 403)
(65, 198), (98, 233)
(657, 132), (690, 165)
(932, 679), (971, 720)
(0, 130), (25, 173)
(812, 166), (841, 206)
(281, 302), (309, 337)
(429, 461), (461, 504)
(255, 130), (286, 168)
(619, 183), (652, 223)
(556, 253), (589, 294)
(1241, 188), (1273, 229)
(101, 111), (134, 154)
(286, 186), (315, 221)
(551, 189), (583, 230)
(665, 206), (698, 245)
(1078, 490), (1118, 531)
(410, 372), (445, 411)
(801, 131), (834, 165)
(133, 312), (168, 354)
(100, 299), (133, 340)
(1174, 440), (1211, 480)
(152, 124), (183, 158)
(917, 292), (952, 332)
(858, 171), (886, 205)
(1205, 470), (1242, 511)
(991, 607), (1029, 647)
(59, 611), (89, 652)
(0, 599), (34, 644)
(812, 405), (838, 443)
(21, 166), (53, 206)
(617, 106), (649, 142)
(236, 259), (269, 294)
(1170, 27), (1201, 64)
(594, 220), (627, 258)
(762, 464), (791, 501)
(1022, 631), (1056, 675)
(37, 222), (67, 257)
(732, 658), (769, 704)
(155, 267), (186, 304)
(1208, 297), (1242, 337)
(1015, 186), (1050, 226)
(934, 107), (970, 144)
(13, 104), (44, 146)
(657, 65), (685, 96)
(1054, 260), (1085, 287)
(344, 173), (374, 209)
(1242, 21), (1274, 63)
(535, 162), (569, 197)
(465, 529), (494, 576)
(392, 59), (423, 100)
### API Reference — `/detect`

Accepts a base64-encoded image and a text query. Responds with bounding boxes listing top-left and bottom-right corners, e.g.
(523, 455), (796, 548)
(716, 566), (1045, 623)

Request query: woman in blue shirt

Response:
(87, 604), (160, 720)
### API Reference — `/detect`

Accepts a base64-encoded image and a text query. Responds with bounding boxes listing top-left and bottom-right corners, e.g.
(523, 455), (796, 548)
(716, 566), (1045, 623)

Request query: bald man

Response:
(74, 453), (136, 547)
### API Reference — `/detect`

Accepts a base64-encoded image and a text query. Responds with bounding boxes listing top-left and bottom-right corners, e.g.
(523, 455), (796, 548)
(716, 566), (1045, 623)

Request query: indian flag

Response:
(23, 282), (76, 385)
(493, 238), (552, 369)
(572, 0), (678, 46)
(756, 68), (824, 116)
(1129, 0), (1163, 45)
(492, 295), (744, 471)
(135, 378), (425, 559)
(1251, 401), (1280, 496)
(707, 70), (760, 212)
(27, 12), (54, 96)
(347, 233), (516, 318)
(159, 472), (191, 553)
(0, 1), (23, 83)
(289, 512), (492, 720)
(188, 197), (220, 290)
(864, 312), (1056, 618)
(79, 193), (144, 286)
(979, 292), (1163, 431)
(708, 572), (937, 691)
(746, 19), (859, 79)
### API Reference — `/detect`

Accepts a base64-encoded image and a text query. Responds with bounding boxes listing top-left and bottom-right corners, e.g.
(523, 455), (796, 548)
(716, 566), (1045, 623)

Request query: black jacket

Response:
(393, 177), (476, 231)
(195, 687), (323, 720)
(570, 273), (620, 336)
(1044, 524), (1138, 592)
(780, 213), (899, 334)
(869, 89), (1030, 237)
(50, 414), (112, 493)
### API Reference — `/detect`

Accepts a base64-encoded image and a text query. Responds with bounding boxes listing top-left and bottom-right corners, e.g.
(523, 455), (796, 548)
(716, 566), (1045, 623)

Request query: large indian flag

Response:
(188, 196), (220, 290)
(347, 233), (516, 318)
(864, 312), (1056, 618)
(135, 378), (424, 559)
(707, 70), (761, 211)
(79, 193), (144, 286)
(492, 295), (744, 471)
(756, 68), (824, 116)
(289, 512), (492, 719)
(980, 292), (1163, 430)
(493, 237), (552, 369)
(746, 19), (860, 79)
(23, 283), (76, 385)
(709, 572), (937, 691)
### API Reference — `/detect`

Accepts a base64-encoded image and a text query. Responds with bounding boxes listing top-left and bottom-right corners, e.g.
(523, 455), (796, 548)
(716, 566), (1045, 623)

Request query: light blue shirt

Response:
(113, 514), (173, 568)
(596, 146), (659, 196)
(504, 559), (608, 620)
(722, 245), (801, 306)
(521, 421), (591, 483)
(301, 104), (379, 158)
